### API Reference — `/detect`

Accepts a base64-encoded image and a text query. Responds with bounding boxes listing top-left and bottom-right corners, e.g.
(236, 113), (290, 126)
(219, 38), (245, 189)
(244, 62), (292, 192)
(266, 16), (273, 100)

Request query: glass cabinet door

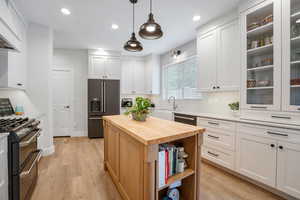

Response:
(283, 0), (300, 112)
(241, 0), (281, 111)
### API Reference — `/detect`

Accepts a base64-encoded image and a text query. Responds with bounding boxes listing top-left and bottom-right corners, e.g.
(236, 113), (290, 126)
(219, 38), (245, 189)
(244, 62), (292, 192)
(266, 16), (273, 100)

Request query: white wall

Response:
(0, 89), (39, 117)
(155, 39), (240, 116)
(53, 49), (88, 137)
(27, 23), (54, 156)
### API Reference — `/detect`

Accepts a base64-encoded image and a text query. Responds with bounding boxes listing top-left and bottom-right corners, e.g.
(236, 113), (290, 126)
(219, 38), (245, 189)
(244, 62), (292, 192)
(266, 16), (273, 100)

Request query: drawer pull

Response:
(20, 129), (42, 147)
(174, 116), (195, 121)
(208, 122), (219, 126)
(251, 106), (267, 109)
(297, 108), (300, 111)
(20, 150), (42, 178)
(267, 131), (288, 137)
(207, 151), (219, 157)
(208, 135), (220, 139)
(271, 115), (291, 120)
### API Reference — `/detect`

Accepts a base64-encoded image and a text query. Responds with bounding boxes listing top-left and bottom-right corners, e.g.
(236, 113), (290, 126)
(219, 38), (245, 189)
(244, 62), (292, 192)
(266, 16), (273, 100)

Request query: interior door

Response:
(236, 133), (277, 187)
(277, 141), (300, 198)
(52, 68), (73, 137)
(198, 30), (218, 92)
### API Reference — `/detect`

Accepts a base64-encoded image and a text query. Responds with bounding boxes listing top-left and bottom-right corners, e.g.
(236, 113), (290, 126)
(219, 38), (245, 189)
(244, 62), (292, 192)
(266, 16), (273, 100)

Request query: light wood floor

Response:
(31, 137), (283, 200)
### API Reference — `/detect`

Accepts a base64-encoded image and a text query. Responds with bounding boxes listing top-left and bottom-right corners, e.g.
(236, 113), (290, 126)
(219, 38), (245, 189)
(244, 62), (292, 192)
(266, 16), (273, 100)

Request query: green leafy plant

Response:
(228, 101), (239, 111)
(124, 97), (152, 121)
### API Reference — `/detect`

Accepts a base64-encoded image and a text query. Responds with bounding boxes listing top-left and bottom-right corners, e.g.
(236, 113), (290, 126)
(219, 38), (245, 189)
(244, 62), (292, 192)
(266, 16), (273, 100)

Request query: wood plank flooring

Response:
(31, 137), (283, 200)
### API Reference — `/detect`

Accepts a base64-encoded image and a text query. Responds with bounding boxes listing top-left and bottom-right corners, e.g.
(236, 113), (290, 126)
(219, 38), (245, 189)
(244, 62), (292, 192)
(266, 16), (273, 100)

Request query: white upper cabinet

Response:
(198, 30), (218, 92)
(240, 0), (282, 111)
(277, 141), (300, 199)
(197, 19), (240, 92)
(217, 20), (240, 91)
(88, 55), (121, 80)
(0, 2), (27, 90)
(121, 57), (146, 94)
(144, 54), (160, 95)
(282, 0), (300, 112)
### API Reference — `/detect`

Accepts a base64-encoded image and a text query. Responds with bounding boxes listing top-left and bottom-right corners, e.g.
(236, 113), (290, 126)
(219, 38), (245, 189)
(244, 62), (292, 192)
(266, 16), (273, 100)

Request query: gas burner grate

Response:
(0, 118), (29, 133)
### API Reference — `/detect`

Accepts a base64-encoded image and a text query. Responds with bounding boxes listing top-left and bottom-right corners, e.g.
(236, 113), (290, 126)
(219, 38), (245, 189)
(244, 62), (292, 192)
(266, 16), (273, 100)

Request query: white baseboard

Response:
(72, 130), (87, 137)
(42, 145), (55, 156)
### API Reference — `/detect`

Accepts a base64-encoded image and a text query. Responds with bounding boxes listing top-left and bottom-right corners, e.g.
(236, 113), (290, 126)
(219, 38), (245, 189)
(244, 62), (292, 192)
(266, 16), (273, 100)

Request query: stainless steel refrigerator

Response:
(88, 79), (120, 138)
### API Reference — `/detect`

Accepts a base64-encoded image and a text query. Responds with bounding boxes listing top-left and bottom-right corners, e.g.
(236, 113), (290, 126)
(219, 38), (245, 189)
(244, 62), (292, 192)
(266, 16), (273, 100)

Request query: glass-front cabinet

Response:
(241, 0), (281, 111)
(282, 0), (300, 112)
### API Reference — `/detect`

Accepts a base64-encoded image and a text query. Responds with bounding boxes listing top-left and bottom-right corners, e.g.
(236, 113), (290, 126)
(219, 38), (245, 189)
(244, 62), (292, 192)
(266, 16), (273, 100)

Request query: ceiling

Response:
(14, 0), (242, 56)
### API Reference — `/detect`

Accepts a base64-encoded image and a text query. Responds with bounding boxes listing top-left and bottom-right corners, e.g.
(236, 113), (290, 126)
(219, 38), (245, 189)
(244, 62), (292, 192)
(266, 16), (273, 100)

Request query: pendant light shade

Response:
(124, 0), (143, 52)
(139, 0), (163, 40)
(124, 33), (143, 52)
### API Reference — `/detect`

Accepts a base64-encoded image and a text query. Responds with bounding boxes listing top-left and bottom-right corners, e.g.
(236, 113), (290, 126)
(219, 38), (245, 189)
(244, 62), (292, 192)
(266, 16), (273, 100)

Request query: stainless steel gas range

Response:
(0, 98), (42, 200)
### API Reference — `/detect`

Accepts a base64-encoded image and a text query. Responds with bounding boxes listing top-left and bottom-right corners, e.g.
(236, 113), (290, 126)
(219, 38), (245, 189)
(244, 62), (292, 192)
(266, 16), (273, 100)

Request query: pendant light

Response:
(124, 0), (143, 52)
(139, 0), (163, 40)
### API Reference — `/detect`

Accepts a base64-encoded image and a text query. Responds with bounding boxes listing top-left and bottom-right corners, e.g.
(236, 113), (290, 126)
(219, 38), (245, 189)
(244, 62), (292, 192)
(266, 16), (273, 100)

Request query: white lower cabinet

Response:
(0, 135), (8, 200)
(199, 116), (300, 199)
(202, 146), (235, 170)
(236, 133), (277, 187)
(277, 142), (300, 199)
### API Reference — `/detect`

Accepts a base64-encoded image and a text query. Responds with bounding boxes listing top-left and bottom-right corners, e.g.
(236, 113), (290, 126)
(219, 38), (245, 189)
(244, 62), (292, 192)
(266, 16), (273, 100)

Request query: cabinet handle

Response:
(270, 144), (275, 148)
(217, 86), (220, 89)
(208, 122), (219, 126)
(208, 135), (219, 139)
(207, 151), (219, 157)
(17, 83), (23, 86)
(278, 146), (283, 150)
(174, 116), (195, 121)
(213, 86), (216, 89)
(251, 106), (267, 109)
(297, 108), (300, 111)
(271, 115), (291, 120)
(267, 131), (289, 137)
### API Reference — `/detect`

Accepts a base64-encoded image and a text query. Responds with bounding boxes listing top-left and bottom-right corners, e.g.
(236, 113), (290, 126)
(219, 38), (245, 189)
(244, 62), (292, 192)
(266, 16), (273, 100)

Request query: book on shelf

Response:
(158, 144), (182, 187)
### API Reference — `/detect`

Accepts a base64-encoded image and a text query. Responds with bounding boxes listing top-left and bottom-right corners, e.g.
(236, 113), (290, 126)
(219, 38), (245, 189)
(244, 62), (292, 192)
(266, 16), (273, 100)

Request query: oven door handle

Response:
(20, 129), (42, 147)
(20, 150), (42, 178)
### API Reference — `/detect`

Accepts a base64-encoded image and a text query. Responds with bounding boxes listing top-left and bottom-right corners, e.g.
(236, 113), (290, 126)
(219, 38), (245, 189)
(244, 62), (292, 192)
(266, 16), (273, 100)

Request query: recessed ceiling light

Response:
(193, 15), (201, 22)
(61, 8), (71, 15)
(111, 24), (119, 30)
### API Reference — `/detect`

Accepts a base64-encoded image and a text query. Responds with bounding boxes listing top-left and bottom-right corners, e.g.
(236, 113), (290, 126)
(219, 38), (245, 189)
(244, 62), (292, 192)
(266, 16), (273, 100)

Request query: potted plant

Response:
(125, 97), (152, 121)
(228, 101), (240, 117)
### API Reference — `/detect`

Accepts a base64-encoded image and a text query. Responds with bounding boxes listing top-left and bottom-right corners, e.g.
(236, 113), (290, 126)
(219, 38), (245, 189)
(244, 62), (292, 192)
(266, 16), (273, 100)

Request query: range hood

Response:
(0, 36), (15, 50)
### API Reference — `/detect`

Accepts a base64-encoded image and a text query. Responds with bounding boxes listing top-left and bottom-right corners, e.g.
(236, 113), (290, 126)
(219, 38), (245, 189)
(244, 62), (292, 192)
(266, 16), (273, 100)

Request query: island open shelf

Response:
(103, 115), (205, 200)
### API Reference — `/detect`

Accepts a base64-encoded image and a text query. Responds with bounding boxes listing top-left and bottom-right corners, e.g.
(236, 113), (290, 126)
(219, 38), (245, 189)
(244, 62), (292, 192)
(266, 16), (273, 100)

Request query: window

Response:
(162, 56), (201, 99)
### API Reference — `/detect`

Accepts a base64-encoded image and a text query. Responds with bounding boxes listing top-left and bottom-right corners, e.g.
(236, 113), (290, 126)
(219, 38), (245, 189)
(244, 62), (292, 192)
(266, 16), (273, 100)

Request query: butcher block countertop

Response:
(103, 115), (205, 145)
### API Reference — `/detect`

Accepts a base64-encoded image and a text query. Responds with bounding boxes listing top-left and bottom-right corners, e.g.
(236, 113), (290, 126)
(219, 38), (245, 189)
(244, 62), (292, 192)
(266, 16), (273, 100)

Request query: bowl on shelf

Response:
(247, 79), (256, 88)
(256, 80), (273, 87)
(291, 78), (300, 85)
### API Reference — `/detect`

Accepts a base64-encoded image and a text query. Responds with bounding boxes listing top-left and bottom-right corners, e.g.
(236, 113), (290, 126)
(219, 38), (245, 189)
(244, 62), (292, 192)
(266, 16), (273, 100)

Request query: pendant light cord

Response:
(150, 0), (152, 13)
(132, 3), (135, 32)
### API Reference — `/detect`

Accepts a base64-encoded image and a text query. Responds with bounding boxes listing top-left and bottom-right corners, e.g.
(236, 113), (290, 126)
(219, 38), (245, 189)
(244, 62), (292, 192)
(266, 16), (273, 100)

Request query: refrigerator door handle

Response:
(103, 81), (106, 113)
(100, 81), (104, 113)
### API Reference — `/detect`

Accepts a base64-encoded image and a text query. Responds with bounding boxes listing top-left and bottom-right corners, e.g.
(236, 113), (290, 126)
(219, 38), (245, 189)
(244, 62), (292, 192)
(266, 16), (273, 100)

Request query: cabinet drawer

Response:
(202, 146), (235, 170)
(198, 117), (236, 132)
(203, 130), (235, 151)
(241, 110), (300, 126)
(237, 123), (300, 144)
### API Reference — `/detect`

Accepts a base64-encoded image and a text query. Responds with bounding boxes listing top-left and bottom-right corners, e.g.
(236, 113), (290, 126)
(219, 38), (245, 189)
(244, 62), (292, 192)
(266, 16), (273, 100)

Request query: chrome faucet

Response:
(168, 96), (178, 111)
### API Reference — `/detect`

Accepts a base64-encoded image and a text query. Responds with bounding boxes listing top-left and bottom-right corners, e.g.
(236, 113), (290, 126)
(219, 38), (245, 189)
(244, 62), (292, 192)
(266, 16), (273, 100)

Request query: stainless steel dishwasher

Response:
(174, 113), (197, 126)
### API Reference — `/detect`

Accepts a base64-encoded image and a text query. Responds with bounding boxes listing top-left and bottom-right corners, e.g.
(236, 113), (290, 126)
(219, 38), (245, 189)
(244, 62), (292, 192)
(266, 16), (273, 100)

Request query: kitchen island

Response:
(103, 115), (205, 200)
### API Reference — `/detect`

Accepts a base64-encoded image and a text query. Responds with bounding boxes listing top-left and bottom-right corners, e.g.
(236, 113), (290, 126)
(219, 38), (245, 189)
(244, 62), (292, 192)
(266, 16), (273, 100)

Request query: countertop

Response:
(174, 111), (300, 130)
(103, 115), (205, 145)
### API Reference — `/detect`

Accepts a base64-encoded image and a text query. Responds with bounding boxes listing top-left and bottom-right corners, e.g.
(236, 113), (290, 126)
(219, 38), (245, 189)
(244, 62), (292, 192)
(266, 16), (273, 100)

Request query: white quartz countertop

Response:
(174, 111), (300, 131)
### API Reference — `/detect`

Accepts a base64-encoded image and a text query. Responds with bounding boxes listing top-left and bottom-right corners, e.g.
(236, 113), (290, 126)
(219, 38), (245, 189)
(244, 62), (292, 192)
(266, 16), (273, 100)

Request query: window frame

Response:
(162, 55), (201, 100)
